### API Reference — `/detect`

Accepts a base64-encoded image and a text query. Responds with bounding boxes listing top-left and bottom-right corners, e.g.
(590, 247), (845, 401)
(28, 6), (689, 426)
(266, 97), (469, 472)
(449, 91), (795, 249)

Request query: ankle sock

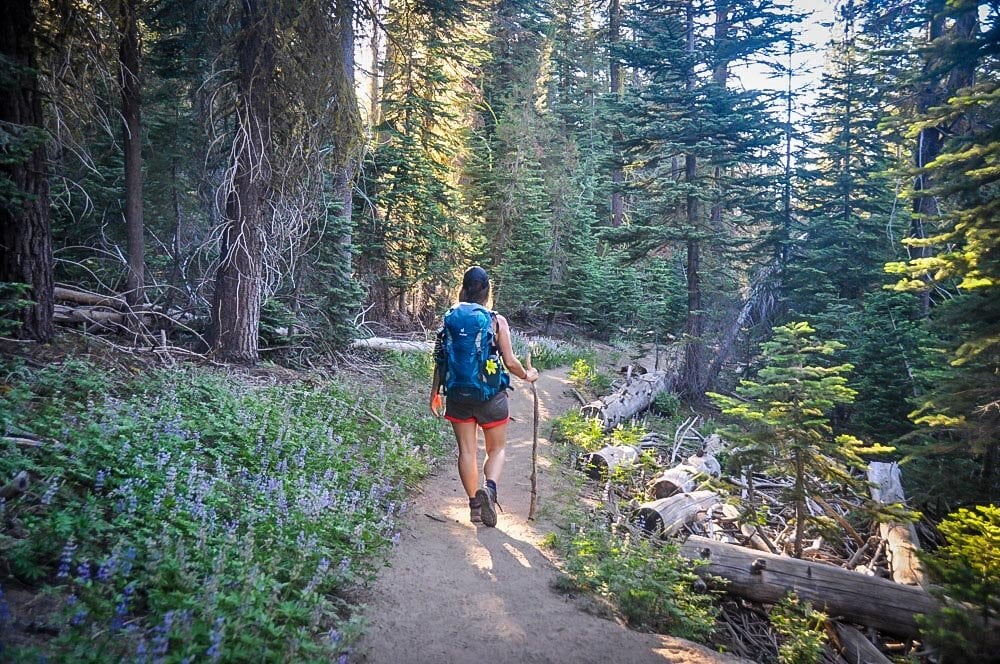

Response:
(486, 479), (497, 497)
(469, 496), (481, 508)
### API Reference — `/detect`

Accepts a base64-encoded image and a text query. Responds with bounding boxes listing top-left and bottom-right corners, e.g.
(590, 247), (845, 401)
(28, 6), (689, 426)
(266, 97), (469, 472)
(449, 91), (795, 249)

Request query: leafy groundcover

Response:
(0, 356), (447, 663)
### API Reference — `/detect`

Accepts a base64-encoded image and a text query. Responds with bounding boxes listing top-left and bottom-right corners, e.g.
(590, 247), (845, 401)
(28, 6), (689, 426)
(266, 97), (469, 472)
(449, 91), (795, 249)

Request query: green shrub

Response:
(551, 412), (606, 452)
(917, 505), (1000, 662)
(568, 359), (612, 394)
(652, 391), (680, 417)
(0, 358), (448, 662)
(0, 282), (31, 335)
(524, 338), (594, 371)
(547, 523), (718, 640)
(770, 593), (827, 664)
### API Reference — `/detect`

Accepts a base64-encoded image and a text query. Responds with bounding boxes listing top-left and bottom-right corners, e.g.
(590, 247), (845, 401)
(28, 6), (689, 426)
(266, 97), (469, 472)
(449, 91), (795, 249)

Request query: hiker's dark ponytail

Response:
(459, 266), (490, 304)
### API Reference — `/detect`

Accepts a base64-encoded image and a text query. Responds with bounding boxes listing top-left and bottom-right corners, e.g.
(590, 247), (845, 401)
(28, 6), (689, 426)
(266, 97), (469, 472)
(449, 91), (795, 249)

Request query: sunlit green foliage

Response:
(710, 322), (892, 557)
(770, 593), (828, 664)
(917, 505), (1000, 662)
(545, 522), (719, 640)
(0, 357), (447, 662)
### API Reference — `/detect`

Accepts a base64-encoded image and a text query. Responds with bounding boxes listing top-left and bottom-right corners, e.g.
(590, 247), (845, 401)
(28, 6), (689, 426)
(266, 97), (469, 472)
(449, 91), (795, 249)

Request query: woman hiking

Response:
(430, 266), (539, 527)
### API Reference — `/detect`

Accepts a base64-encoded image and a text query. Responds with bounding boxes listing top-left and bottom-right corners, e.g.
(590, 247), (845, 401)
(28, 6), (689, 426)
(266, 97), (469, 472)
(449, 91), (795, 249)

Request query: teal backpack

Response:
(437, 303), (510, 401)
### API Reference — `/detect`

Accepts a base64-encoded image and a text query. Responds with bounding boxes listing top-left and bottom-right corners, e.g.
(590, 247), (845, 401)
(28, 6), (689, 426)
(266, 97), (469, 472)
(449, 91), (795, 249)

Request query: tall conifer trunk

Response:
(120, 0), (144, 310)
(609, 0), (624, 227)
(0, 0), (53, 342)
(335, 0), (356, 258)
(210, 0), (274, 363)
(709, 1), (728, 230)
(911, 0), (946, 316)
(683, 0), (705, 398)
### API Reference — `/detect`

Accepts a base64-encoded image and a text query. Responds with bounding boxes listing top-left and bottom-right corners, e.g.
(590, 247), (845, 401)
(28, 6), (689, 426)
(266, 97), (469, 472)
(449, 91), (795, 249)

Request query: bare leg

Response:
(451, 420), (479, 497)
(482, 422), (507, 485)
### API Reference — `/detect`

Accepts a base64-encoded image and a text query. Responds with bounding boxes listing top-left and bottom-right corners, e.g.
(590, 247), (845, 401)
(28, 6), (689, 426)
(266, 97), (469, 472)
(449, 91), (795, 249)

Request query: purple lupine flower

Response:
(75, 561), (91, 582)
(206, 616), (224, 662)
(0, 583), (12, 631)
(57, 540), (77, 579)
(120, 548), (136, 577)
(328, 628), (340, 646)
(96, 551), (118, 582)
(116, 582), (135, 621)
(151, 610), (174, 661)
(304, 557), (331, 595)
(94, 469), (107, 492)
(165, 465), (178, 495)
(41, 480), (59, 505)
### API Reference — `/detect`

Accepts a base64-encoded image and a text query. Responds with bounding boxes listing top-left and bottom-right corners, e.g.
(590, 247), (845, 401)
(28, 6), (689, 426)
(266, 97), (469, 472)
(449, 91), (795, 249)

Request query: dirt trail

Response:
(356, 367), (747, 664)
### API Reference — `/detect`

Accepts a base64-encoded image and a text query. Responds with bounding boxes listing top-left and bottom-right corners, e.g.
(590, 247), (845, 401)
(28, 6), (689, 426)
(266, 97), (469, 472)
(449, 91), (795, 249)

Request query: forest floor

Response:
(354, 364), (749, 664)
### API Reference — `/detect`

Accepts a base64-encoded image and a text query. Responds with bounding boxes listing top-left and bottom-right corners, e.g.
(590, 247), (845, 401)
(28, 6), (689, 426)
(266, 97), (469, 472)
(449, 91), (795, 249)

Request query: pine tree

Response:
(788, 0), (897, 317)
(356, 0), (485, 323)
(710, 322), (887, 557)
(618, 0), (792, 398)
(884, 0), (999, 497)
(0, 0), (53, 341)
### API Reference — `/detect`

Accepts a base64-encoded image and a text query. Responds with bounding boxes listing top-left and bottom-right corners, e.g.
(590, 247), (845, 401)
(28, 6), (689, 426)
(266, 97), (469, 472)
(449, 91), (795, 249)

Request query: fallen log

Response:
(867, 462), (926, 587)
(581, 345), (683, 431)
(52, 304), (155, 326)
(636, 490), (720, 536)
(679, 535), (937, 637)
(53, 286), (128, 310)
(0, 471), (30, 500)
(829, 623), (892, 664)
(581, 445), (640, 479)
(648, 435), (723, 498)
(350, 337), (433, 353)
(581, 372), (675, 430)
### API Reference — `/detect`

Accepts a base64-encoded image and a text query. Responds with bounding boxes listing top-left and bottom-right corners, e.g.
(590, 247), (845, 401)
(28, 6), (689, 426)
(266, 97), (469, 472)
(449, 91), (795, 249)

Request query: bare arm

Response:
(495, 315), (538, 383)
(429, 365), (443, 415)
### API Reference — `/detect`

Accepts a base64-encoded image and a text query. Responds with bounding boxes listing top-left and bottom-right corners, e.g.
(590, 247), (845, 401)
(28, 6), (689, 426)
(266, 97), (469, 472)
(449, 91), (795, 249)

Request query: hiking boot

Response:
(469, 496), (482, 524)
(475, 485), (499, 528)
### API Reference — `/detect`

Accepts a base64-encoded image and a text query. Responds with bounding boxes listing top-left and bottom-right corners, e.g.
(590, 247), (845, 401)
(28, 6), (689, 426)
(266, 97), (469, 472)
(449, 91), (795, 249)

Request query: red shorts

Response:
(444, 391), (509, 429)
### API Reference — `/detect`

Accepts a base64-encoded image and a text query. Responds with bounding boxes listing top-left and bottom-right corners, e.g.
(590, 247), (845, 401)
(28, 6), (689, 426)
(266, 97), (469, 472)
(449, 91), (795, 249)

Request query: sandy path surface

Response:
(356, 367), (748, 664)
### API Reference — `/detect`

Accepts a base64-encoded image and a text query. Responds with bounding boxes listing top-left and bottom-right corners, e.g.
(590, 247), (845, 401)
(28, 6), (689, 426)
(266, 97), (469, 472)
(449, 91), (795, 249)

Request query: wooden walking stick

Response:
(527, 353), (540, 520)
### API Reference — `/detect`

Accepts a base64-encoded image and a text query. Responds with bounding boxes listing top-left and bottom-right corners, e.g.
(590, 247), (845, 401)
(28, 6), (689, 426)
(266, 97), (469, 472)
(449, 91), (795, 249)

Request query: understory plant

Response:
(709, 322), (892, 557)
(0, 356), (447, 662)
(769, 592), (828, 664)
(917, 505), (1000, 662)
(568, 358), (612, 395)
(546, 521), (718, 641)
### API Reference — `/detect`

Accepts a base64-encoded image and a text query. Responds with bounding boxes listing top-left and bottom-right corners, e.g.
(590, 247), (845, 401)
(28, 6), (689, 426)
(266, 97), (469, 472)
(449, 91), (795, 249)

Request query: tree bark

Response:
(829, 623), (892, 664)
(637, 490), (720, 537)
(581, 444), (641, 479)
(210, 0), (274, 363)
(682, 2), (705, 399)
(706, 263), (779, 388)
(0, 471), (30, 500)
(0, 0), (53, 342)
(120, 0), (145, 309)
(581, 373), (675, 431)
(349, 337), (432, 352)
(609, 0), (624, 227)
(680, 535), (939, 637)
(867, 462), (926, 587)
(334, 0), (357, 256)
(911, 0), (946, 316)
(648, 450), (721, 499)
